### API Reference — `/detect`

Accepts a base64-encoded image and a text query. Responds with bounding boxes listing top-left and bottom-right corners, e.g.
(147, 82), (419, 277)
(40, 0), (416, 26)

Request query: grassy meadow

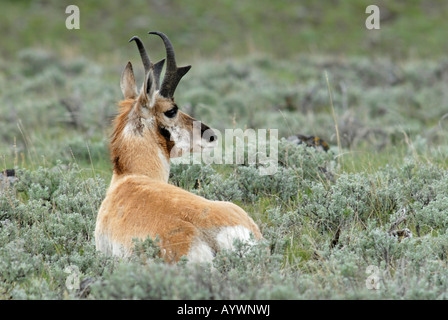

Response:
(1, 0), (448, 299)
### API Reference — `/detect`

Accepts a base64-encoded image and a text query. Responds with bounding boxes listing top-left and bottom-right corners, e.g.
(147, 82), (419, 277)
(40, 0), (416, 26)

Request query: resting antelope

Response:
(95, 32), (262, 263)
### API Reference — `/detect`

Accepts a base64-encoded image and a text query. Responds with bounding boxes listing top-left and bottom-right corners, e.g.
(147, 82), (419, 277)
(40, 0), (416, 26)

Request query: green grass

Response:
(2, 1), (448, 62)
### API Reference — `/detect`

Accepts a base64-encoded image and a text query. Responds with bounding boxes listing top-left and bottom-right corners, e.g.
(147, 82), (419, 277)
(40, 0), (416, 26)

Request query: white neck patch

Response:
(158, 149), (170, 182)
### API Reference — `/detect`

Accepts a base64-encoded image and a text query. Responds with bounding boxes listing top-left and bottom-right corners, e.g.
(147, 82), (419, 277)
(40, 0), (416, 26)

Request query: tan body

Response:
(95, 33), (261, 263)
(96, 174), (261, 262)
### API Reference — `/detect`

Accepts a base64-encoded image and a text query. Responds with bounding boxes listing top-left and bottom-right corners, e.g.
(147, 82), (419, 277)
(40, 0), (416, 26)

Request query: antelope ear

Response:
(120, 61), (138, 99)
(141, 69), (156, 108)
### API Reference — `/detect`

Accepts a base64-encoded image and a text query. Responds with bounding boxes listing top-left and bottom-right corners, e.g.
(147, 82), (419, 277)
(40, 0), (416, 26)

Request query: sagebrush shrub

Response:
(2, 53), (448, 299)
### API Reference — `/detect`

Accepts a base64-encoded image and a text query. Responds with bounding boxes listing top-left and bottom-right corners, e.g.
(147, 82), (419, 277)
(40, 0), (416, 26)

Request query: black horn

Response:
(148, 31), (191, 99)
(129, 36), (165, 90)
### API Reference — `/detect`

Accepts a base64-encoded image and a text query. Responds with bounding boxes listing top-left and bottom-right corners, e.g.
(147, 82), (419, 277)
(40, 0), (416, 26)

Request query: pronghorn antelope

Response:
(95, 32), (262, 263)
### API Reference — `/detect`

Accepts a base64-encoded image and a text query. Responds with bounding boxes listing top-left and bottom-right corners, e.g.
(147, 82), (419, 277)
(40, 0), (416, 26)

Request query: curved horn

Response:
(148, 31), (191, 99)
(129, 36), (165, 91)
(129, 36), (150, 74)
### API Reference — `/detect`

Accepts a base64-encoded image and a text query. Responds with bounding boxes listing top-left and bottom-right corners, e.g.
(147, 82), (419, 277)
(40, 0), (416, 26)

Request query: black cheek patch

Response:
(159, 127), (171, 140)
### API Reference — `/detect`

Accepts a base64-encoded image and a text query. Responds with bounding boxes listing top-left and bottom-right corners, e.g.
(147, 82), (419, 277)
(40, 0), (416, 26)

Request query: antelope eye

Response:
(164, 106), (178, 118)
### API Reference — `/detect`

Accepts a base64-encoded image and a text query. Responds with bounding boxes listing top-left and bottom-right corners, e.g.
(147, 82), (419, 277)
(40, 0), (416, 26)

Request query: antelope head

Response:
(112, 32), (217, 180)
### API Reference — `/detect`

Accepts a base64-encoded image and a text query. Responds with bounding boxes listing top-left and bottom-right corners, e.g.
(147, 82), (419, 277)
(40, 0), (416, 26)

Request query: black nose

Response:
(201, 122), (217, 143)
(209, 134), (216, 142)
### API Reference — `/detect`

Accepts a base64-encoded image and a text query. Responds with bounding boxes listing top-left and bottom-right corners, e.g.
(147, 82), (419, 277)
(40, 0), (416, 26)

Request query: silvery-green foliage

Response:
(213, 238), (279, 274)
(354, 222), (408, 266)
(89, 260), (220, 300)
(261, 207), (299, 254)
(196, 172), (245, 201)
(168, 139), (334, 204)
(3, 155), (448, 299)
(415, 194), (448, 231)
(90, 239), (287, 300)
(3, 51), (448, 299)
(169, 162), (216, 190)
(227, 165), (299, 202)
(0, 239), (44, 284)
(130, 236), (163, 264)
(0, 164), (112, 299)
(298, 173), (378, 233)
